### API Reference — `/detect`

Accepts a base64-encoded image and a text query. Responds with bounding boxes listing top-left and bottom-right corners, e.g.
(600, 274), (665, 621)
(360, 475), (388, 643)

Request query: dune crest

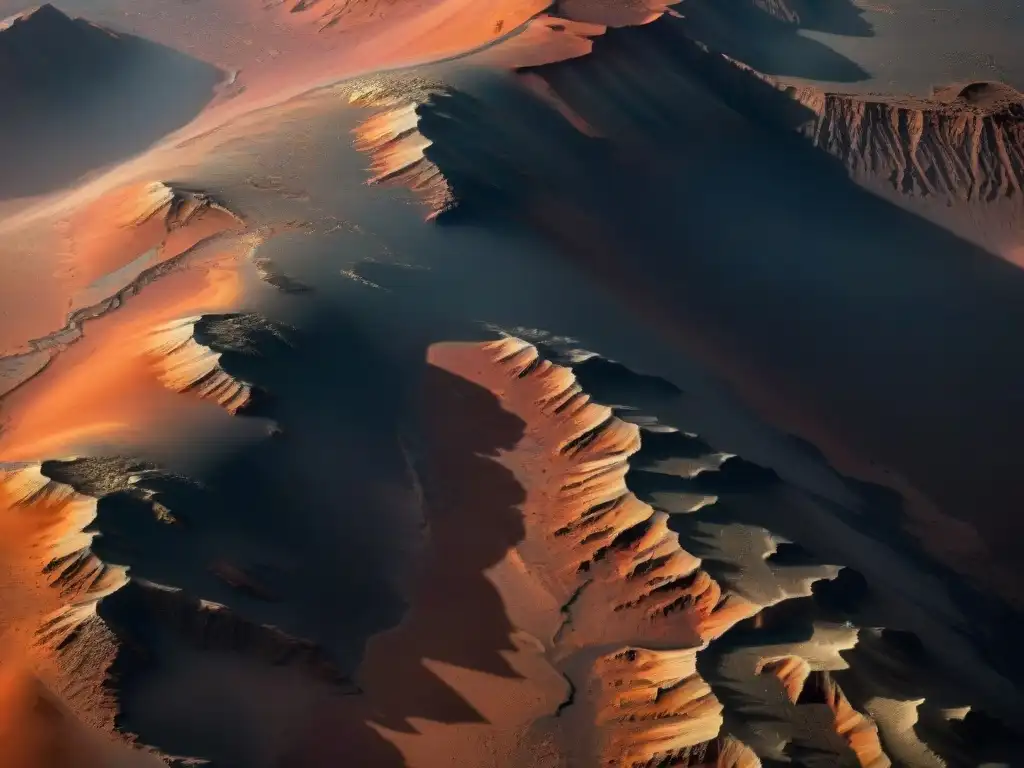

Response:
(64, 181), (242, 291)
(145, 313), (286, 415)
(0, 463), (128, 629)
(798, 672), (891, 768)
(424, 338), (921, 765)
(555, 0), (681, 27)
(590, 646), (726, 764)
(147, 317), (253, 414)
(352, 96), (456, 220)
(480, 337), (760, 645)
(0, 183), (241, 397)
(0, 463), (128, 729)
(757, 655), (811, 704)
(429, 339), (771, 764)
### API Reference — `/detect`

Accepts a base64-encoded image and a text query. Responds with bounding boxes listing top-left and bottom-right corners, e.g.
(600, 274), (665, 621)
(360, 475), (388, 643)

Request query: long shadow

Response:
(677, 0), (873, 83)
(417, 17), (1024, 608)
(0, 5), (222, 200)
(750, 0), (875, 36)
(41, 277), (531, 764)
(352, 363), (528, 728)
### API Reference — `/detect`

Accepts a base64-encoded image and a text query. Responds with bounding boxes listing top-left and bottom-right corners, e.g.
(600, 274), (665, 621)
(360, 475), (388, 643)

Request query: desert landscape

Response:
(1, 0), (1023, 765)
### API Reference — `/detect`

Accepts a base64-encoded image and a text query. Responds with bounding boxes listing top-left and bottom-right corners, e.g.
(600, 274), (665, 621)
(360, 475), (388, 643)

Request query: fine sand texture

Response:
(1, 1), (1023, 766)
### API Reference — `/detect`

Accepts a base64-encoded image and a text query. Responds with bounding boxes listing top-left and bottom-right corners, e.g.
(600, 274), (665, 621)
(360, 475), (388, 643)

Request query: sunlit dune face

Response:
(409, 340), (764, 764)
(60, 181), (242, 302)
(557, 0), (681, 26)
(303, 0), (551, 63)
(471, 15), (604, 69)
(756, 656), (810, 704)
(0, 252), (244, 461)
(0, 181), (240, 363)
(0, 473), (89, 662)
(429, 339), (758, 650)
(0, 666), (164, 768)
(591, 647), (724, 763)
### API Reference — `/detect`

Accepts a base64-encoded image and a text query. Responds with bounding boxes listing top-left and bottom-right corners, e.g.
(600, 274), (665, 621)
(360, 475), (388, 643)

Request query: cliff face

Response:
(789, 82), (1024, 203)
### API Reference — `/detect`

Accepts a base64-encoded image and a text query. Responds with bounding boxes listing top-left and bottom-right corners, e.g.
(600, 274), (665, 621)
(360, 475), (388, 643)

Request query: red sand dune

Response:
(0, 466), (124, 728)
(0, 245), (246, 461)
(60, 182), (241, 291)
(0, 666), (163, 768)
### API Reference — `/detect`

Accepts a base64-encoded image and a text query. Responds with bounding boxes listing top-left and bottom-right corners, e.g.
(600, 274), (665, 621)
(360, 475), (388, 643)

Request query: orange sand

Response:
(0, 246), (245, 461)
(335, 339), (761, 765)
(0, 666), (163, 768)
(58, 182), (240, 289)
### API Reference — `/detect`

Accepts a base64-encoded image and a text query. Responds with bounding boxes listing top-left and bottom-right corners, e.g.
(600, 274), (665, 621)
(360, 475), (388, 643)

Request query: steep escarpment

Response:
(785, 81), (1024, 203)
(0, 462), (130, 729)
(352, 89), (456, 219)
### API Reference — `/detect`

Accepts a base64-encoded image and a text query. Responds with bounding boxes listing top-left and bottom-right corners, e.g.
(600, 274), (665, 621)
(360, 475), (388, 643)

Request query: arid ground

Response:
(1, 1), (1023, 766)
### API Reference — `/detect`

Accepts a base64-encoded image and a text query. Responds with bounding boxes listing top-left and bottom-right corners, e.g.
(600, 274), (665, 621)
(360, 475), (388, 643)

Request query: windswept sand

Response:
(1, 0), (1023, 764)
(0, 666), (163, 768)
(0, 244), (247, 461)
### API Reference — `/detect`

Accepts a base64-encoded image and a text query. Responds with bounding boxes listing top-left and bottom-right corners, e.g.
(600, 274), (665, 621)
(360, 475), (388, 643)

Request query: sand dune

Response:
(1, 0), (1023, 764)
(146, 313), (288, 414)
(63, 182), (242, 292)
(0, 238), (254, 461)
(0, 667), (163, 768)
(0, 182), (241, 397)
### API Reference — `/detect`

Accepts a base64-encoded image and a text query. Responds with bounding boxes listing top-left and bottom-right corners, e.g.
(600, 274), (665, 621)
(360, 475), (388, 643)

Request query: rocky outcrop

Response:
(786, 81), (1024, 202)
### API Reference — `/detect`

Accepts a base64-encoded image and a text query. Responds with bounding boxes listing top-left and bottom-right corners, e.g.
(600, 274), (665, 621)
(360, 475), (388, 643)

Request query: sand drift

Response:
(1, 0), (1023, 766)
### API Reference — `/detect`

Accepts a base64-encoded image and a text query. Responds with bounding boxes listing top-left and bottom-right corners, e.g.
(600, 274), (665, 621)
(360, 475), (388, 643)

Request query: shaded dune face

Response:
(3, 0), (1024, 766)
(0, 5), (222, 200)
(407, 340), (862, 765)
(352, 16), (1024, 611)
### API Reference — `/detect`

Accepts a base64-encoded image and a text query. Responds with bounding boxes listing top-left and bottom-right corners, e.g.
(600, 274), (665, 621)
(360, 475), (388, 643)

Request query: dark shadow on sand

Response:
(355, 363), (529, 728)
(55, 281), (530, 764)
(414, 17), (1024, 611)
(677, 0), (873, 83)
(0, 5), (222, 200)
